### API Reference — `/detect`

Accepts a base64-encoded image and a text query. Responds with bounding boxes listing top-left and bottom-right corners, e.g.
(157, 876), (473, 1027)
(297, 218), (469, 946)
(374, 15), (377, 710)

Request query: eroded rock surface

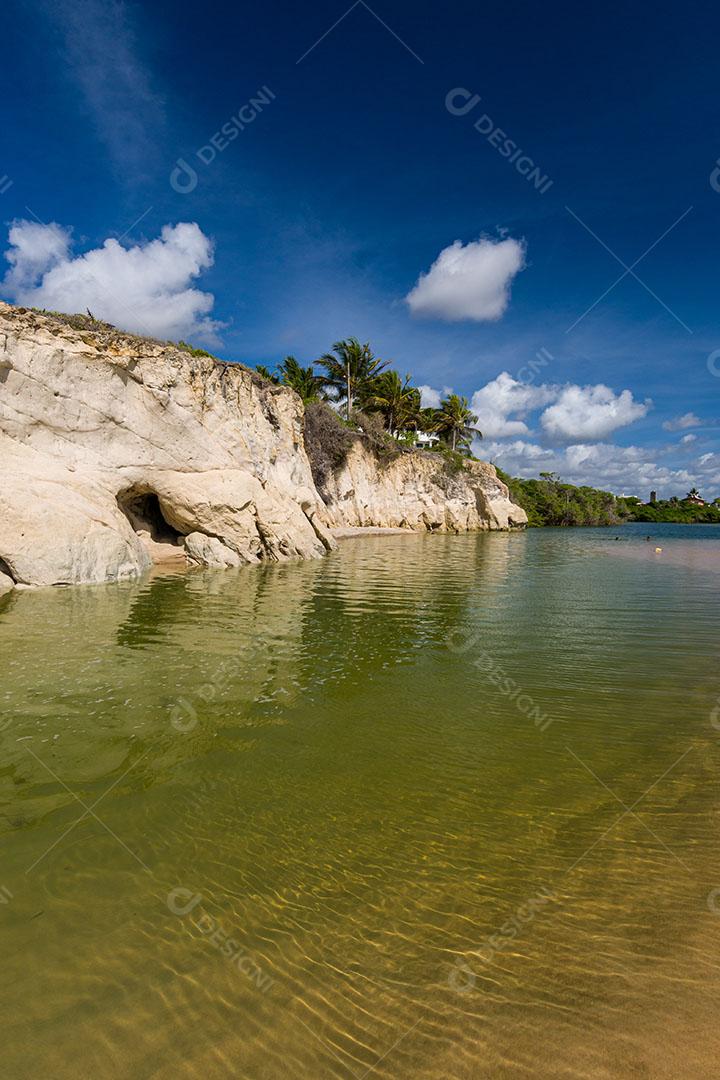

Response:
(0, 304), (333, 588)
(318, 440), (527, 532)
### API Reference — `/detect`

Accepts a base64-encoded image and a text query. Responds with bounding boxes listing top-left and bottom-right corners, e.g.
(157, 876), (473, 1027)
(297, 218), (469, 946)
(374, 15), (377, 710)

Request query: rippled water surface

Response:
(2, 524), (720, 1079)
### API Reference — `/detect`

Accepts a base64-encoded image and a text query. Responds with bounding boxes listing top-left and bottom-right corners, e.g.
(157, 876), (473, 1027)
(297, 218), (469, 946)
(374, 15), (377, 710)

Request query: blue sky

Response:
(2, 0), (719, 496)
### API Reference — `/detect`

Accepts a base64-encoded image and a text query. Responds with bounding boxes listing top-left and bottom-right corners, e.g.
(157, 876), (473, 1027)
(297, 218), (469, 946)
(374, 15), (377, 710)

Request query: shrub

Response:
(175, 340), (216, 359)
(30, 308), (117, 334)
(494, 468), (630, 527)
(351, 409), (401, 462)
(438, 446), (467, 475)
(303, 402), (354, 492)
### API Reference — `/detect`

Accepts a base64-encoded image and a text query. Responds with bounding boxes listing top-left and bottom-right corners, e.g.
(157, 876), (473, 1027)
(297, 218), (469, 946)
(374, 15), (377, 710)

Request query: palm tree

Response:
(256, 364), (279, 384)
(434, 394), (481, 452)
(417, 407), (440, 434)
(278, 356), (323, 404)
(365, 371), (421, 432)
(318, 338), (388, 421)
(686, 487), (702, 500)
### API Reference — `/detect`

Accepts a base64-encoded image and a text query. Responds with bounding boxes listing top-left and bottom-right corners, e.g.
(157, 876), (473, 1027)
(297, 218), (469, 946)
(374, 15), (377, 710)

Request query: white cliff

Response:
(0, 303), (526, 592)
(317, 439), (526, 533)
(0, 304), (333, 588)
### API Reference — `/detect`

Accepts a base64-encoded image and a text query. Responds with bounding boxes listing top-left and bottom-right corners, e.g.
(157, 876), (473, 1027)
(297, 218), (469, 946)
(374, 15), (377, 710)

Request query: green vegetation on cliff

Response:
(257, 337), (480, 451)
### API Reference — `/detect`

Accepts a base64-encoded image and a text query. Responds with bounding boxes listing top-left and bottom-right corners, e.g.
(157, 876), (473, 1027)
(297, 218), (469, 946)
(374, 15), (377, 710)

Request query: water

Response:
(1, 524), (719, 1079)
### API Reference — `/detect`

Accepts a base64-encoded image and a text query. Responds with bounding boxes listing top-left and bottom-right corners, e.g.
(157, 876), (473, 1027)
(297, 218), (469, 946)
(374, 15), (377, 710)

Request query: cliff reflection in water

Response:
(0, 533), (521, 842)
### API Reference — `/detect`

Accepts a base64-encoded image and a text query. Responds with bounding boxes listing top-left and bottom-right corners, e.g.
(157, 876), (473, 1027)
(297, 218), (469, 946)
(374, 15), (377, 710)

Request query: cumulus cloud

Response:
(540, 384), (650, 442)
(465, 379), (713, 497)
(662, 412), (702, 431)
(405, 237), (525, 322)
(418, 384), (441, 409)
(1, 220), (222, 342)
(482, 438), (719, 499)
(2, 220), (71, 294)
(471, 372), (557, 438)
(465, 373), (648, 442)
(418, 384), (452, 408)
(479, 439), (554, 467)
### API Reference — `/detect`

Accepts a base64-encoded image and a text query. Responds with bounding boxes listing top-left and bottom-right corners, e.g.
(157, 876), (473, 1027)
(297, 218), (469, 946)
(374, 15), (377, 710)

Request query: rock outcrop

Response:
(317, 439), (527, 532)
(0, 304), (333, 589)
(0, 303), (526, 592)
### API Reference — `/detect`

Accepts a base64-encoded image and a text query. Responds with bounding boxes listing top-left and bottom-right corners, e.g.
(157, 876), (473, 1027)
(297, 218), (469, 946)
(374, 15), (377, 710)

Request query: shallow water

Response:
(2, 523), (720, 1079)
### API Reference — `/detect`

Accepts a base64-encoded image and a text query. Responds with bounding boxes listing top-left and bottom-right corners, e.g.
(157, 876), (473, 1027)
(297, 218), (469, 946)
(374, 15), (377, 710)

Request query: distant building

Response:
(686, 491), (705, 506)
(649, 490), (657, 504)
(390, 429), (441, 449)
(414, 431), (440, 448)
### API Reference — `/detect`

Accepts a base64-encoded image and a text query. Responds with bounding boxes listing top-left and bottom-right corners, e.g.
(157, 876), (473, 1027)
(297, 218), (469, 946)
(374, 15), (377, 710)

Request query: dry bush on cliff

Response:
(303, 402), (355, 492)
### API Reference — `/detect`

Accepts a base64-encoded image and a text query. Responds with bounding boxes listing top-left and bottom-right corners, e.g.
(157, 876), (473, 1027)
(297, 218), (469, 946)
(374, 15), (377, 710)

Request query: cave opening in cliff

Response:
(116, 488), (184, 545)
(0, 556), (16, 583)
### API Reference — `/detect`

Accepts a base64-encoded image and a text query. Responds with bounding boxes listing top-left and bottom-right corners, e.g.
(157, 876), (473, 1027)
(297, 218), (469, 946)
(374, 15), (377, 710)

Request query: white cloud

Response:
(2, 220), (70, 294)
(680, 433), (697, 444)
(540, 384), (650, 442)
(466, 373), (647, 442)
(480, 438), (553, 465)
(471, 372), (557, 438)
(662, 412), (702, 431)
(418, 384), (452, 408)
(1, 220), (222, 343)
(405, 237), (525, 322)
(480, 438), (720, 500)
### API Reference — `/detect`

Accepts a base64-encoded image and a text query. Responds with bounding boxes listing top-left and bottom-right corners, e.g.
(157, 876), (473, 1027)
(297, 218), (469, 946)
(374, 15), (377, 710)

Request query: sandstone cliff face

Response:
(317, 439), (527, 532)
(0, 303), (526, 593)
(0, 304), (333, 589)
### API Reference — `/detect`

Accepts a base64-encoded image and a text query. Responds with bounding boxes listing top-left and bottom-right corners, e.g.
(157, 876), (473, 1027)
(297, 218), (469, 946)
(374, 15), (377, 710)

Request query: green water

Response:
(2, 525), (720, 1079)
